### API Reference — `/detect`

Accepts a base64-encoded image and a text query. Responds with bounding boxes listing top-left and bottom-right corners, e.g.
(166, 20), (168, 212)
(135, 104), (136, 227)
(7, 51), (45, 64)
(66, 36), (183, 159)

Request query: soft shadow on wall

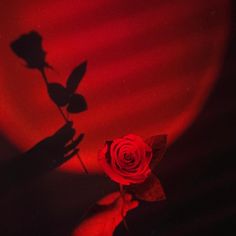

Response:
(0, 30), (235, 235)
(0, 1), (235, 236)
(0, 0), (230, 172)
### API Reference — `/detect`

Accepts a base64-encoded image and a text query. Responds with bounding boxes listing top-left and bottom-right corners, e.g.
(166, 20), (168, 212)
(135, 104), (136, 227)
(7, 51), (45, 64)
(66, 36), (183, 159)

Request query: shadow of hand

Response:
(21, 122), (84, 175)
(0, 122), (83, 194)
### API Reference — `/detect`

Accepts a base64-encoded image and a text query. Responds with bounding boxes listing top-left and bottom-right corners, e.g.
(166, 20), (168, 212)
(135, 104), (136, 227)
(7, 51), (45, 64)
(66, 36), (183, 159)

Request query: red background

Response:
(0, 0), (230, 172)
(0, 1), (235, 235)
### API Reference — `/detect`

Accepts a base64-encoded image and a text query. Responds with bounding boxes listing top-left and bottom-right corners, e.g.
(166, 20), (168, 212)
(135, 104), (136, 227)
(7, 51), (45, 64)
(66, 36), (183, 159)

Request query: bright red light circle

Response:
(0, 0), (230, 173)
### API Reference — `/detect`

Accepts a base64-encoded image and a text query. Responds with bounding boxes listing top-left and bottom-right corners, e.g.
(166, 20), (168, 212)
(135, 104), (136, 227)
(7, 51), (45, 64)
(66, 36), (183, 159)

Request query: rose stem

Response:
(40, 69), (89, 174)
(119, 184), (129, 232)
(64, 110), (88, 174)
(40, 69), (69, 123)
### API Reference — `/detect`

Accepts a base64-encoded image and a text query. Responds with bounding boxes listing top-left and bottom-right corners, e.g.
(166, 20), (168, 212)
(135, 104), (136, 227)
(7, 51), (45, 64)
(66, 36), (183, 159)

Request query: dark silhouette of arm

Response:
(0, 122), (83, 194)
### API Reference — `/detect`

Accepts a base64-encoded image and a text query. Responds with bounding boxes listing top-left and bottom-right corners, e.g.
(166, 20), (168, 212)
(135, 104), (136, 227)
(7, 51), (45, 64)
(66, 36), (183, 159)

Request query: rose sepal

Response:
(125, 172), (166, 202)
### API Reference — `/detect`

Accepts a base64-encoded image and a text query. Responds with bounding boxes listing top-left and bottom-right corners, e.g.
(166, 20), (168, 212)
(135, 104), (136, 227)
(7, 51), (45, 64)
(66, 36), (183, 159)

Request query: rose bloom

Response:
(98, 134), (152, 185)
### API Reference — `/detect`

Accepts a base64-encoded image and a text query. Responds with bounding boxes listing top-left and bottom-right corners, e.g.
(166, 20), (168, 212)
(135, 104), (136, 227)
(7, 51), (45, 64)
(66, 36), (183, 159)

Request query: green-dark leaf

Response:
(66, 61), (87, 94)
(67, 93), (87, 113)
(145, 135), (167, 171)
(47, 83), (69, 107)
(126, 173), (166, 202)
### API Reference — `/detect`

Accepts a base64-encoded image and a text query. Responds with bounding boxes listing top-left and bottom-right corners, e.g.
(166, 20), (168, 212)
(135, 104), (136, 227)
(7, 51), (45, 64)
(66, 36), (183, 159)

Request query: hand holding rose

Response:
(72, 192), (139, 236)
(98, 134), (167, 202)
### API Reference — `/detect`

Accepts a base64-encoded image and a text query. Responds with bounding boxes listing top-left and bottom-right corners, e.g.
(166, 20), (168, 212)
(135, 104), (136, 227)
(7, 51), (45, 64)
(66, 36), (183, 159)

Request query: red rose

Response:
(98, 134), (152, 185)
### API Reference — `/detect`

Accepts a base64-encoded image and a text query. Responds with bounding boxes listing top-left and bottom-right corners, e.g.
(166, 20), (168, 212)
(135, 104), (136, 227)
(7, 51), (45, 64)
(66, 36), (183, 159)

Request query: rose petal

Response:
(98, 144), (130, 185)
(98, 134), (154, 185)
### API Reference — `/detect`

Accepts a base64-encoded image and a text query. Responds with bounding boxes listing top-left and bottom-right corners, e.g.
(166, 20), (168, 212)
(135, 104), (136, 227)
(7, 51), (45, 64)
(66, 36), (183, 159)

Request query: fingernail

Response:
(133, 200), (139, 207)
(124, 193), (132, 201)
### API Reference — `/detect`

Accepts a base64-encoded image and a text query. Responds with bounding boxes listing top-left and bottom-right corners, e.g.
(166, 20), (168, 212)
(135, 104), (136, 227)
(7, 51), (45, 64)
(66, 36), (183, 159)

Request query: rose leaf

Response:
(47, 83), (69, 107)
(66, 61), (87, 94)
(126, 173), (166, 202)
(67, 93), (87, 113)
(145, 135), (167, 171)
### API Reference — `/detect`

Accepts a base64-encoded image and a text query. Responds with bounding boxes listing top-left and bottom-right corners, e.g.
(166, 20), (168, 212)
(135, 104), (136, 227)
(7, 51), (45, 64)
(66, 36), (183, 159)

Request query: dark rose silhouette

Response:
(10, 30), (88, 173)
(10, 31), (51, 70)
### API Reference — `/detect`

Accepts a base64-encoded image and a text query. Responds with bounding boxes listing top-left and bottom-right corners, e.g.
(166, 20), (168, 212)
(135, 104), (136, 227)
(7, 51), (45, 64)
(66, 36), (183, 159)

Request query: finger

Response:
(53, 122), (75, 144)
(124, 193), (132, 201)
(64, 133), (84, 153)
(97, 192), (121, 206)
(115, 193), (132, 208)
(94, 194), (138, 220)
(125, 200), (139, 212)
(113, 194), (138, 214)
(107, 193), (132, 210)
(55, 121), (73, 135)
(55, 149), (79, 167)
(52, 149), (79, 168)
(64, 148), (79, 162)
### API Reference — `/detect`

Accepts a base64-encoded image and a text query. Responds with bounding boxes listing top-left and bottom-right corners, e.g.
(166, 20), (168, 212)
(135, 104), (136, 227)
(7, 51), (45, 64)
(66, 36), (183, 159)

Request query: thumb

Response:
(111, 193), (139, 216)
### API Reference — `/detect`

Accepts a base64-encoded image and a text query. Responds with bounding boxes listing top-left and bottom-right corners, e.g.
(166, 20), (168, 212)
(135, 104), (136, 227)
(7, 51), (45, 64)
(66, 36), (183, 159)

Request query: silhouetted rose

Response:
(10, 31), (89, 174)
(98, 134), (152, 185)
(10, 31), (50, 70)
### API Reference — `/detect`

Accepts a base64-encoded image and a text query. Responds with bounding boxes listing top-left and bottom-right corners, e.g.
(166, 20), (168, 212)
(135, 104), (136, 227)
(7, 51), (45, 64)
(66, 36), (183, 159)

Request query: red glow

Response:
(0, 0), (230, 173)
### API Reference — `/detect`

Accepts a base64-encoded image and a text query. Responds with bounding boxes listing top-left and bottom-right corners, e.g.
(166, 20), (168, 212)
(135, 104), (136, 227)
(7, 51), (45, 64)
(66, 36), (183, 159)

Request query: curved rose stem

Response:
(40, 69), (69, 123)
(77, 152), (88, 174)
(64, 110), (88, 173)
(120, 184), (129, 232)
(66, 109), (70, 121)
(58, 106), (69, 122)
(40, 68), (49, 84)
(39, 69), (88, 174)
